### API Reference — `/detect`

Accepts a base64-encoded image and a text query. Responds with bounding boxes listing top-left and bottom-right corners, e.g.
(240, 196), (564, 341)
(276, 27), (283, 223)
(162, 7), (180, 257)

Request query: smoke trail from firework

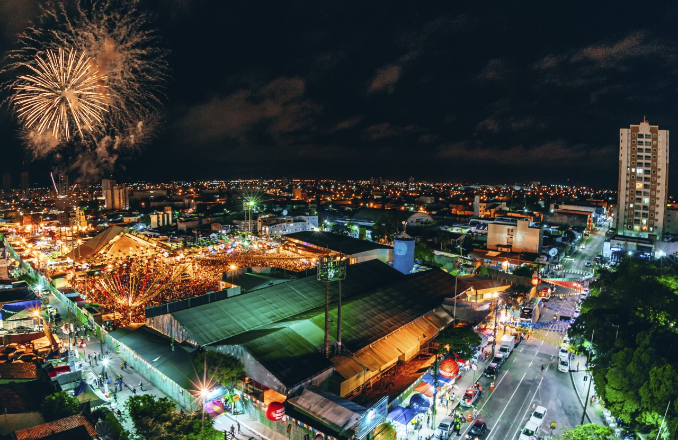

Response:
(4, 0), (168, 179)
(12, 48), (108, 142)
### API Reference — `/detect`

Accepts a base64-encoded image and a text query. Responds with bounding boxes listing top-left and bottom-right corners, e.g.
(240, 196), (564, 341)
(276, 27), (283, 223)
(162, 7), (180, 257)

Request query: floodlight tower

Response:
(243, 200), (255, 234)
(317, 255), (347, 358)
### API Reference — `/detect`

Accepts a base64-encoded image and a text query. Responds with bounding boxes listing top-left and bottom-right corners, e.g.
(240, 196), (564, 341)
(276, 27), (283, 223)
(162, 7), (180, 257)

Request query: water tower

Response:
(393, 221), (415, 274)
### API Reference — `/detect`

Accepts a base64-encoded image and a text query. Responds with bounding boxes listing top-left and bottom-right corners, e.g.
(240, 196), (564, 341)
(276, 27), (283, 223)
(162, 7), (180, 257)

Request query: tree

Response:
(568, 260), (678, 438)
(512, 264), (536, 278)
(559, 424), (614, 440)
(436, 326), (482, 359)
(194, 350), (244, 391)
(414, 242), (434, 263)
(126, 394), (176, 439)
(40, 391), (80, 422)
(91, 407), (130, 440)
(127, 395), (222, 439)
(436, 231), (451, 250)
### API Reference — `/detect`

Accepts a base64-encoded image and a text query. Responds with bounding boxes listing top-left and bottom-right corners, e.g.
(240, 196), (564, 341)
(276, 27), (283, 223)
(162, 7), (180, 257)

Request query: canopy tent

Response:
(408, 393), (430, 414)
(413, 382), (434, 397)
(0, 299), (41, 320)
(421, 372), (453, 385)
(387, 406), (415, 426)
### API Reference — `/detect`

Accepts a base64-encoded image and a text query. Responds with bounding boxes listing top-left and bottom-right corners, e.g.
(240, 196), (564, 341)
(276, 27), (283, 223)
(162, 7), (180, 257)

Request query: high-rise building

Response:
(616, 119), (669, 239)
(102, 178), (116, 209)
(102, 178), (129, 210)
(20, 171), (29, 193)
(2, 173), (11, 193)
(57, 173), (69, 196)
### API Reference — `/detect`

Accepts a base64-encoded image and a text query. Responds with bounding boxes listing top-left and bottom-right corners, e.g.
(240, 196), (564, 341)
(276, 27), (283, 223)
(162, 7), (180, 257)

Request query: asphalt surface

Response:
(460, 337), (584, 440)
(454, 227), (607, 440)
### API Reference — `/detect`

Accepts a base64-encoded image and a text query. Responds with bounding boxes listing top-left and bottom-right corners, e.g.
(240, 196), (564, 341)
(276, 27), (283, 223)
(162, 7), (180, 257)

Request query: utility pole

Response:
(580, 329), (595, 425)
(324, 280), (330, 358)
(431, 352), (439, 429)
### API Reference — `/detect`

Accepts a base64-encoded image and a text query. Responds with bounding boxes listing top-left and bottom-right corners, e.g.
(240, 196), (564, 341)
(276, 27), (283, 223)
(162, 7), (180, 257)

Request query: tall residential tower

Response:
(617, 119), (669, 239)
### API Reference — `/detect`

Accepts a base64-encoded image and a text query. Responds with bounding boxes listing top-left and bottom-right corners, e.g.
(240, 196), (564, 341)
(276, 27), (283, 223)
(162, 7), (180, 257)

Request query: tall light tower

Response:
(243, 200), (255, 234)
(317, 255), (347, 358)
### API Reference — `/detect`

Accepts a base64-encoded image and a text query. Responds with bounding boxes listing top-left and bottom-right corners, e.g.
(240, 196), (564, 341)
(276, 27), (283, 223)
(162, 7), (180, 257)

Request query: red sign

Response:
(266, 401), (285, 421)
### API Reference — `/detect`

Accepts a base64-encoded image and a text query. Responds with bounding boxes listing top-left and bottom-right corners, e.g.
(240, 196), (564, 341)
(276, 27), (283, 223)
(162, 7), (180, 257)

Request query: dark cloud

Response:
(368, 65), (402, 93)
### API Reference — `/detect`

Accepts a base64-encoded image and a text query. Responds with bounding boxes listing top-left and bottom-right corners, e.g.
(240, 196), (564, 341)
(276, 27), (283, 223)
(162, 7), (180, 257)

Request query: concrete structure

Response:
(102, 178), (129, 210)
(20, 172), (29, 193)
(617, 119), (669, 239)
(393, 236), (415, 274)
(487, 218), (542, 253)
(56, 173), (68, 196)
(258, 214), (318, 236)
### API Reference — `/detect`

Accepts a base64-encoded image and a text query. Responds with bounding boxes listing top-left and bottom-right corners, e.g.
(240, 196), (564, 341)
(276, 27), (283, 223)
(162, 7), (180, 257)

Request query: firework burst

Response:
(12, 48), (108, 142)
(4, 0), (168, 178)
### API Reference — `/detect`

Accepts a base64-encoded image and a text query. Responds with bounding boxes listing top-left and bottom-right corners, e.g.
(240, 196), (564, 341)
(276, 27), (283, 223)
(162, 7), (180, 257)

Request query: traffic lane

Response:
(468, 341), (554, 440)
(528, 364), (586, 437)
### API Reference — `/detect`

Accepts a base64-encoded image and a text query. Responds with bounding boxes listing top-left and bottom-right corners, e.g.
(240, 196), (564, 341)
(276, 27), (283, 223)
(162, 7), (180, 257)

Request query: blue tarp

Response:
(0, 299), (40, 320)
(74, 380), (87, 396)
(409, 393), (431, 414)
(421, 373), (453, 385)
(388, 406), (416, 425)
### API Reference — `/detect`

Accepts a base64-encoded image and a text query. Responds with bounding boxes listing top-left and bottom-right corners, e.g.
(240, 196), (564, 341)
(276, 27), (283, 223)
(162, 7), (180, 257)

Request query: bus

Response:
(520, 298), (541, 322)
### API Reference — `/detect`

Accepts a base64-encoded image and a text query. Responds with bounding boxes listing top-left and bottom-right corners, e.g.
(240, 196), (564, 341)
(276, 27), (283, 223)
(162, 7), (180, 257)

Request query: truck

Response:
(520, 297), (541, 322)
(498, 334), (515, 357)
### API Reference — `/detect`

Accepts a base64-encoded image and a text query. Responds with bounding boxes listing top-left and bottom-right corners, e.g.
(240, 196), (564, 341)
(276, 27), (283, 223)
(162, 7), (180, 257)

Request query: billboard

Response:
(316, 256), (347, 282)
(355, 396), (388, 439)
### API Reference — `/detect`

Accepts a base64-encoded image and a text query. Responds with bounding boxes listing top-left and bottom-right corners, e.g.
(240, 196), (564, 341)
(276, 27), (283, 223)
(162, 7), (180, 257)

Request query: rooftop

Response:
(285, 232), (391, 255)
(13, 414), (96, 440)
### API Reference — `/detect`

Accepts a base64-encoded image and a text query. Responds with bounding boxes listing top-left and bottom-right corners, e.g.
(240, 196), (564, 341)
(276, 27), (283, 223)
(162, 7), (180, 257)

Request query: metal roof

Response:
(285, 231), (392, 255)
(170, 260), (403, 346)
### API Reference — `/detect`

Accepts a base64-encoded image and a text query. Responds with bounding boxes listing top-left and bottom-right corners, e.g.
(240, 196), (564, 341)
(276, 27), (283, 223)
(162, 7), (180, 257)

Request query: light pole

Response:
(490, 294), (500, 357)
(580, 329), (595, 425)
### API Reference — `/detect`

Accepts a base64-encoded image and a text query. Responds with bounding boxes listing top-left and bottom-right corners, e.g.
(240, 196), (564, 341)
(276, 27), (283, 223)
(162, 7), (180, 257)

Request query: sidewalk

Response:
(46, 292), (171, 435)
(214, 413), (288, 440)
(569, 354), (606, 426)
(403, 356), (492, 440)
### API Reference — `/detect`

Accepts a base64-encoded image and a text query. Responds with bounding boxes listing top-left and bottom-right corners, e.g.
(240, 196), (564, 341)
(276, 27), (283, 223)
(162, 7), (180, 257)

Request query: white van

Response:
(558, 357), (569, 373)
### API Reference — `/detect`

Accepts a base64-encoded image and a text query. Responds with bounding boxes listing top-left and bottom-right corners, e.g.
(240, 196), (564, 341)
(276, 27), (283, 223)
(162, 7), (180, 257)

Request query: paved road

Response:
(464, 338), (584, 440)
(561, 222), (608, 277)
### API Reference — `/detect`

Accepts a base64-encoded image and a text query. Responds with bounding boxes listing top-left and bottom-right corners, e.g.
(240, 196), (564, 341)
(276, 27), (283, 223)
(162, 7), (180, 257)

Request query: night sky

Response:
(2, 1), (678, 190)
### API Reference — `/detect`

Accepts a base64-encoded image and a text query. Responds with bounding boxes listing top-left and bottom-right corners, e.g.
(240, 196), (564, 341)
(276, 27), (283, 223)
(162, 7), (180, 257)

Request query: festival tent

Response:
(387, 406), (415, 426)
(408, 393), (430, 414)
(413, 382), (434, 397)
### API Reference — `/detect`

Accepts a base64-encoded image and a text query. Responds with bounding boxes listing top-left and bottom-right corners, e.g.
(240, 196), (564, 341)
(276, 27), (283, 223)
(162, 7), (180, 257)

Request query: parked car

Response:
(529, 406), (547, 428)
(519, 421), (541, 440)
(558, 357), (570, 373)
(584, 261), (593, 267)
(465, 420), (487, 439)
(460, 388), (482, 407)
(492, 354), (506, 368)
(434, 417), (454, 440)
(483, 363), (499, 379)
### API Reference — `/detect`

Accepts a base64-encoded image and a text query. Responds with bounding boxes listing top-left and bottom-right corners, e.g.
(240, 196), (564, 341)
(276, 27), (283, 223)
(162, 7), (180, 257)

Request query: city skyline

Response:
(2, 3), (678, 190)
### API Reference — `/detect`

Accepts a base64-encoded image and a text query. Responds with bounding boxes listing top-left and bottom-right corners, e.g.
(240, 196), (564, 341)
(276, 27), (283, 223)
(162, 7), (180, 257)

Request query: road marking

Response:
(459, 370), (510, 437)
(511, 374), (546, 440)
(520, 347), (524, 352)
(486, 371), (528, 440)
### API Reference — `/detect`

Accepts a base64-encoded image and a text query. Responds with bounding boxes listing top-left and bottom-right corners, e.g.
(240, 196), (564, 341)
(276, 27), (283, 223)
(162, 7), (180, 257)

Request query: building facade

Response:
(617, 120), (669, 239)
(487, 218), (542, 253)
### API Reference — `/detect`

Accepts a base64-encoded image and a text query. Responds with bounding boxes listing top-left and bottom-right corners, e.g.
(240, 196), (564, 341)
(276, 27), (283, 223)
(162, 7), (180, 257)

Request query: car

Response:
(492, 354), (506, 367)
(559, 348), (569, 360)
(558, 357), (570, 373)
(519, 421), (541, 440)
(580, 291), (589, 300)
(580, 244), (586, 249)
(465, 420), (487, 439)
(434, 417), (454, 440)
(529, 406), (547, 428)
(584, 261), (593, 267)
(460, 388), (482, 407)
(483, 363), (499, 379)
